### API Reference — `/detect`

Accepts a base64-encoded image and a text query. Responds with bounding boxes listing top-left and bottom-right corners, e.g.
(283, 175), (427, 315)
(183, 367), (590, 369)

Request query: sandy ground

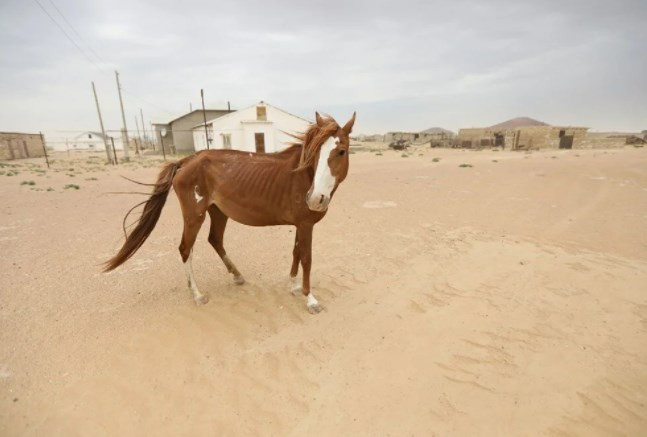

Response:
(1, 146), (646, 436)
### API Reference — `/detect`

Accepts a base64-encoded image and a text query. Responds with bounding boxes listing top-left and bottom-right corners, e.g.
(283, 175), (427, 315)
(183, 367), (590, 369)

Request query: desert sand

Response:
(1, 145), (646, 436)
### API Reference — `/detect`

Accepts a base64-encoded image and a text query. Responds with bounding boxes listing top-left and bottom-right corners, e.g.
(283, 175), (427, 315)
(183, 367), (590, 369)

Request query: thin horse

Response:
(104, 112), (356, 313)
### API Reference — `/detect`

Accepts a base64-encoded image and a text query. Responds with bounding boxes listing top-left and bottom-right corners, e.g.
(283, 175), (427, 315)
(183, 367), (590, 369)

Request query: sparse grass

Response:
(85, 177), (98, 181)
(432, 157), (441, 162)
(66, 174), (76, 177)
(47, 187), (54, 192)
(64, 184), (80, 190)
(401, 153), (409, 158)
(459, 163), (473, 168)
(633, 144), (643, 148)
(21, 180), (36, 186)
(492, 160), (498, 163)
(375, 152), (383, 156)
(551, 156), (558, 159)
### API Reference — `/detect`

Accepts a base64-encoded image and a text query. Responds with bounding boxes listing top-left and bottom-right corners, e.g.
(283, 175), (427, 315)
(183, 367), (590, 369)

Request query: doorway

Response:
(254, 133), (265, 153)
(559, 135), (574, 149)
(494, 133), (505, 148)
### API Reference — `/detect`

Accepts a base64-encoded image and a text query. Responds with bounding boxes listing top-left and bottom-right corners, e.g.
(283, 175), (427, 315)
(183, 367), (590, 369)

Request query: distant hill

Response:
(421, 127), (455, 135)
(489, 117), (549, 129)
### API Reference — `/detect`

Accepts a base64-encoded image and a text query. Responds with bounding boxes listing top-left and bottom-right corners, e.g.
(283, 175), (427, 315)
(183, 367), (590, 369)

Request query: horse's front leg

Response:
(289, 229), (303, 295)
(298, 224), (322, 314)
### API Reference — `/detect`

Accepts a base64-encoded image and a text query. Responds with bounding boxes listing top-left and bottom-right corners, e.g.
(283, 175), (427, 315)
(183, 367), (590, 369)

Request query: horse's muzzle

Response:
(306, 192), (330, 212)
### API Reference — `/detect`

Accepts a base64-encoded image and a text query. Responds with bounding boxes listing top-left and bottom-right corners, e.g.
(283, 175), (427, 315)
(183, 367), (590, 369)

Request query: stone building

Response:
(457, 118), (589, 150)
(384, 127), (454, 146)
(0, 132), (46, 160)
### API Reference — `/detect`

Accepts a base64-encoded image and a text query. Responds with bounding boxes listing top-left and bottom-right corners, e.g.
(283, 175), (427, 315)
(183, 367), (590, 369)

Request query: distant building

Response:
(192, 102), (310, 153)
(457, 118), (589, 150)
(384, 127), (455, 147)
(57, 131), (125, 152)
(0, 132), (46, 160)
(153, 109), (231, 153)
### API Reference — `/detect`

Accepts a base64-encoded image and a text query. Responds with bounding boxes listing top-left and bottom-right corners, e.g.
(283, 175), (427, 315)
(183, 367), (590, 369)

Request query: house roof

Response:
(193, 102), (312, 129)
(165, 109), (231, 126)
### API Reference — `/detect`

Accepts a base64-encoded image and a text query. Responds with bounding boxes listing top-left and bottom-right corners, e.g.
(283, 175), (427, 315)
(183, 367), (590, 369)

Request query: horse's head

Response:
(305, 112), (356, 212)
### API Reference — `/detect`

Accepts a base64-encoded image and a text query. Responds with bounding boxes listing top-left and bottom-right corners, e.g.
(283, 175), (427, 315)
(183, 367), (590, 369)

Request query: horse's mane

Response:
(286, 117), (339, 171)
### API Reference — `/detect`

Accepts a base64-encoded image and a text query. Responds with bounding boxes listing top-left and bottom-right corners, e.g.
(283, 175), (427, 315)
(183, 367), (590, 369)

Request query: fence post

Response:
(39, 132), (49, 168)
(110, 137), (118, 165)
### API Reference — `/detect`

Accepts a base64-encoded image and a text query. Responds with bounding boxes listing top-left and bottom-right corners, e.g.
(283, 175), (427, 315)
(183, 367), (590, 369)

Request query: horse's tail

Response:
(103, 159), (184, 272)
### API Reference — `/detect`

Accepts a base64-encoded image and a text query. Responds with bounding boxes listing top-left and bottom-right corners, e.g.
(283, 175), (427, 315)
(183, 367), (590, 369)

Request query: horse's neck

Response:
(282, 145), (314, 186)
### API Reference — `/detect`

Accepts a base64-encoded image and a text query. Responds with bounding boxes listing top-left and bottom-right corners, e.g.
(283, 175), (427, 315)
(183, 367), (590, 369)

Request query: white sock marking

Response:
(290, 275), (302, 294)
(307, 293), (319, 308)
(184, 250), (202, 299)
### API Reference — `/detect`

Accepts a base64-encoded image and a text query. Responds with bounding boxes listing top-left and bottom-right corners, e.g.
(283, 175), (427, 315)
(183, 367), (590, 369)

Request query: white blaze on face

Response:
(309, 136), (337, 210)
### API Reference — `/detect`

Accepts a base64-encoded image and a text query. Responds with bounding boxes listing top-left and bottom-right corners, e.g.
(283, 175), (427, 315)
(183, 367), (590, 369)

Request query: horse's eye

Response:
(339, 149), (346, 156)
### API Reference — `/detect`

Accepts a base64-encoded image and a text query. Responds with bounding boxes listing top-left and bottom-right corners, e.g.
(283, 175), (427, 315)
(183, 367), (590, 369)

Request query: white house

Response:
(192, 102), (311, 153)
(50, 131), (125, 152)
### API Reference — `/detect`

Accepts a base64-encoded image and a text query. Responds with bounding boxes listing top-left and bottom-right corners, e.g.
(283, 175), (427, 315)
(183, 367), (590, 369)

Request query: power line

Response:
(46, 0), (106, 65)
(32, 0), (186, 119)
(32, 0), (104, 71)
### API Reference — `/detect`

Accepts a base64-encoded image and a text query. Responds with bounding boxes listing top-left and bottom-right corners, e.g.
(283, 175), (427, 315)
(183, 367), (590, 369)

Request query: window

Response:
(256, 106), (267, 121)
(559, 130), (566, 138)
(222, 133), (232, 149)
(88, 134), (92, 139)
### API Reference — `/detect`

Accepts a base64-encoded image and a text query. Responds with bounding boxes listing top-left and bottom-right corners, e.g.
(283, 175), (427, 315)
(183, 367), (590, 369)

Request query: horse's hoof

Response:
(234, 275), (245, 285)
(194, 294), (209, 305)
(290, 285), (303, 296)
(307, 303), (323, 314)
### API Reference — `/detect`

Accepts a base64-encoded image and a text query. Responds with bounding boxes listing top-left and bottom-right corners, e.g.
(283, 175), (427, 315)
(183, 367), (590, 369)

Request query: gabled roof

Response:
(165, 109), (231, 126)
(193, 102), (311, 129)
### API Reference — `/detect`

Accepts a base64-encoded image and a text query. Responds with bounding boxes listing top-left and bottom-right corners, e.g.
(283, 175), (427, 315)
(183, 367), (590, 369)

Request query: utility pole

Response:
(92, 81), (113, 164)
(160, 129), (167, 161)
(201, 88), (209, 150)
(139, 108), (147, 149)
(149, 121), (156, 151)
(115, 70), (130, 159)
(134, 116), (142, 155)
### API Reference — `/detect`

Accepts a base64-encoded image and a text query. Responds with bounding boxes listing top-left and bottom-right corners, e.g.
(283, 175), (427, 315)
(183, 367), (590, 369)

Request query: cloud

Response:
(0, 0), (645, 135)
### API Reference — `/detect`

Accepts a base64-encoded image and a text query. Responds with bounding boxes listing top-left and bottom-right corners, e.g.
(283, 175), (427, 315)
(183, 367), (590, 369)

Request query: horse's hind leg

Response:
(179, 213), (208, 305)
(207, 205), (245, 285)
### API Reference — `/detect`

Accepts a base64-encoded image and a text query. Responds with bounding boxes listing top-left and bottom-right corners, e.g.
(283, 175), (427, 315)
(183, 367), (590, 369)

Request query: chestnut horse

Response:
(104, 112), (355, 313)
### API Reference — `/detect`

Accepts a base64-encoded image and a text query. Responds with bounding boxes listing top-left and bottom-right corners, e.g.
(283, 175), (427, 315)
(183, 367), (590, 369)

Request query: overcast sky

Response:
(1, 0), (645, 136)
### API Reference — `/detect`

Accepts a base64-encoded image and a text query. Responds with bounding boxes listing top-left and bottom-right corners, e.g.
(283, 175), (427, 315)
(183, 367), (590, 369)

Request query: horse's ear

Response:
(315, 112), (325, 127)
(343, 112), (356, 135)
